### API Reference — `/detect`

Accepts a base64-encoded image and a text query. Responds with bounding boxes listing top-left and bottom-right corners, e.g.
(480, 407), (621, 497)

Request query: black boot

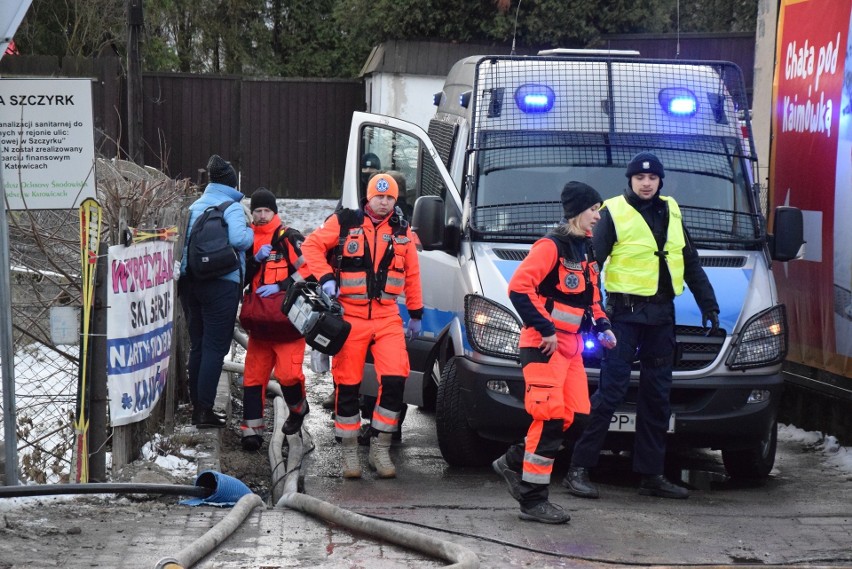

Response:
(192, 407), (226, 428)
(562, 466), (599, 499)
(518, 501), (570, 524)
(492, 454), (523, 502)
(638, 474), (689, 499)
(282, 401), (309, 436)
(241, 434), (263, 451)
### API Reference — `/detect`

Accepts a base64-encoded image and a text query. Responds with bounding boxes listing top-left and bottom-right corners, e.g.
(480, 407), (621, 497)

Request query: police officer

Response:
(564, 152), (719, 500)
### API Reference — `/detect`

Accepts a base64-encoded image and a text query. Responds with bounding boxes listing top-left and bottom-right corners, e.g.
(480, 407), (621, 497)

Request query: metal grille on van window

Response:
(426, 120), (457, 169)
(466, 56), (763, 249)
(680, 207), (762, 248)
(422, 120), (458, 199)
(700, 256), (746, 268)
(493, 249), (529, 261)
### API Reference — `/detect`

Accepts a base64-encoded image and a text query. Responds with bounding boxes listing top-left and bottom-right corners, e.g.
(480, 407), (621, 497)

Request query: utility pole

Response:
(0, 0), (35, 488)
(127, 0), (144, 166)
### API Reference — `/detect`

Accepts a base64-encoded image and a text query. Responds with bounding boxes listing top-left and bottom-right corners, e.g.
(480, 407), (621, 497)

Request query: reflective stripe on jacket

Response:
(301, 209), (423, 320)
(509, 234), (607, 348)
(604, 194), (685, 296)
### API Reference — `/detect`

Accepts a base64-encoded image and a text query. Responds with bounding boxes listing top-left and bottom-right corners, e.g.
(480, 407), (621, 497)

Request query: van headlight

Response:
(464, 294), (521, 361)
(726, 305), (788, 370)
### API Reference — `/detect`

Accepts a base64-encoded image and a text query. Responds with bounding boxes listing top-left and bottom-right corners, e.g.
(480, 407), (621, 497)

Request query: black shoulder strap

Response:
(332, 209), (364, 285)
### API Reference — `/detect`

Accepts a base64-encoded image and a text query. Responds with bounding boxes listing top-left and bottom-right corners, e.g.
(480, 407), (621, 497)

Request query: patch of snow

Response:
(779, 424), (852, 475)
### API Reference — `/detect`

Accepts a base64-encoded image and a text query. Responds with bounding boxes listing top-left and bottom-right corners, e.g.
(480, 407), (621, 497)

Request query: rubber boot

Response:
(341, 437), (361, 479)
(368, 432), (396, 478)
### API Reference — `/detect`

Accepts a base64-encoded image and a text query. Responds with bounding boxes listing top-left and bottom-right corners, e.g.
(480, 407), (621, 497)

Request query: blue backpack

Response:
(186, 200), (240, 280)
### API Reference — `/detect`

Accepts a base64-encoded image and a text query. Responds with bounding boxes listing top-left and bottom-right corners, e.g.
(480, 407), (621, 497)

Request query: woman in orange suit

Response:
(493, 181), (617, 524)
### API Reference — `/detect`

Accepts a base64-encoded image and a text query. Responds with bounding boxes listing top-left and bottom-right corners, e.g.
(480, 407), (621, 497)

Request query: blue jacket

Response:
(181, 183), (254, 284)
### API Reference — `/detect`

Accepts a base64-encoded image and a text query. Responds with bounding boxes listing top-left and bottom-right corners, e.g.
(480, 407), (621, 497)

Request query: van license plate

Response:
(609, 412), (675, 433)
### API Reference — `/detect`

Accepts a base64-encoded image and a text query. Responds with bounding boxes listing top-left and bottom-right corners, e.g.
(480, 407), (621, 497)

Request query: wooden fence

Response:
(0, 56), (364, 198)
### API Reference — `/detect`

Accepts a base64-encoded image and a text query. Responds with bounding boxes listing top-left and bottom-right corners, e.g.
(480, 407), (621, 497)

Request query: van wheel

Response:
(721, 420), (778, 480)
(436, 357), (503, 466)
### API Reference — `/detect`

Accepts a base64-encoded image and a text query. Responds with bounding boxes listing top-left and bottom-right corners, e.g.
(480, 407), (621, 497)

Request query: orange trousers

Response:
(241, 336), (306, 435)
(520, 333), (590, 485)
(331, 312), (409, 439)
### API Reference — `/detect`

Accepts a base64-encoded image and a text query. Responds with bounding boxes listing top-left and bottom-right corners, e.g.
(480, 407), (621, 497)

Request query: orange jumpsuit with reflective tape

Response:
(301, 209), (423, 439)
(508, 233), (609, 490)
(242, 216), (312, 438)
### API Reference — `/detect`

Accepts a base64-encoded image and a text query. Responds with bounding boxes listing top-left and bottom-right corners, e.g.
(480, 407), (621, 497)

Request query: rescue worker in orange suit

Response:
(564, 152), (719, 500)
(240, 188), (313, 451)
(494, 181), (617, 524)
(301, 173), (423, 479)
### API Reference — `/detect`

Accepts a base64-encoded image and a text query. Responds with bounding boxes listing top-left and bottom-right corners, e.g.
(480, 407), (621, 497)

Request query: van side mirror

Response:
(768, 206), (804, 262)
(412, 195), (446, 250)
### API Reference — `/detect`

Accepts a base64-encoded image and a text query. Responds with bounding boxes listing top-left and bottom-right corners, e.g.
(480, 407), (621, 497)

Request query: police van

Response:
(342, 51), (803, 479)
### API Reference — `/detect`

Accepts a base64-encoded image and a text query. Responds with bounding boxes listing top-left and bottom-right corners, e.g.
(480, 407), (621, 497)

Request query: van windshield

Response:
(470, 131), (762, 248)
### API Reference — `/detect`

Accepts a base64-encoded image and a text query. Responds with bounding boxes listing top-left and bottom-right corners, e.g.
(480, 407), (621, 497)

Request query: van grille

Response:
(701, 256), (746, 268)
(582, 325), (725, 372)
(493, 249), (528, 261)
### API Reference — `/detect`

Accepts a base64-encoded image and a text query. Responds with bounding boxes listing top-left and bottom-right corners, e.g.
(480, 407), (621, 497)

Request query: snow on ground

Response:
(779, 424), (852, 473)
(275, 198), (338, 235)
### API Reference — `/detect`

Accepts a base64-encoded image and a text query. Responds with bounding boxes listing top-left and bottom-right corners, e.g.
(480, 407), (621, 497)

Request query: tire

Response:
(435, 357), (504, 466)
(722, 419), (778, 480)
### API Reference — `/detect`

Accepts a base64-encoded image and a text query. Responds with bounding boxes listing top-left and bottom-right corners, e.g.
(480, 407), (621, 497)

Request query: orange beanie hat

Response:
(366, 173), (399, 200)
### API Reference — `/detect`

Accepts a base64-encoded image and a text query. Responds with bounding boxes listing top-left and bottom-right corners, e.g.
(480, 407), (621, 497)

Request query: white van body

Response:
(343, 54), (802, 479)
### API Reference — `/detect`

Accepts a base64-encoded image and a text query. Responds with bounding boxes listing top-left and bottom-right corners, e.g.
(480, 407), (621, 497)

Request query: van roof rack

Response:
(537, 48), (641, 57)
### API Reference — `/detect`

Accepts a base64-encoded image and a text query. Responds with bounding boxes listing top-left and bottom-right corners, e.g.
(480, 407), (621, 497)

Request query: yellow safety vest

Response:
(603, 195), (685, 296)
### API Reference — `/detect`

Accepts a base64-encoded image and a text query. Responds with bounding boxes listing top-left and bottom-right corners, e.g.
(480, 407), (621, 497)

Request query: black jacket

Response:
(593, 189), (719, 324)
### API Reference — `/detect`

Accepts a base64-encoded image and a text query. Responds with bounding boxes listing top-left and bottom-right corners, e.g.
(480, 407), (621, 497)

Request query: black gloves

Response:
(702, 310), (720, 336)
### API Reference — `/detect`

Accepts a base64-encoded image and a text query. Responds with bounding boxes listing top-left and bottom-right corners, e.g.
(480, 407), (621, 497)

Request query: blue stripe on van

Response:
(675, 267), (751, 330)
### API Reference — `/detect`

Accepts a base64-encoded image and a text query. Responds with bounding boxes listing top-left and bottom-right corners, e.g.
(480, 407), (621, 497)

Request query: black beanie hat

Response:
(561, 181), (603, 219)
(250, 188), (278, 213)
(625, 152), (665, 179)
(207, 154), (238, 188)
(361, 152), (381, 170)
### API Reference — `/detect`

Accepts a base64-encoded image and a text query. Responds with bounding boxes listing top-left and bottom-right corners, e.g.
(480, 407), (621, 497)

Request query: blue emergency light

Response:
(515, 84), (555, 113)
(659, 88), (698, 117)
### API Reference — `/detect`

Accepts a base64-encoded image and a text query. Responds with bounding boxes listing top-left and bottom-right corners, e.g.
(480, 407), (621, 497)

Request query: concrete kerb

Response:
(179, 370), (231, 476)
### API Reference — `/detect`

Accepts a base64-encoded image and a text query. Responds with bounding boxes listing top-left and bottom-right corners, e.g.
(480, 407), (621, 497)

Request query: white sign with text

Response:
(106, 241), (175, 427)
(0, 78), (96, 210)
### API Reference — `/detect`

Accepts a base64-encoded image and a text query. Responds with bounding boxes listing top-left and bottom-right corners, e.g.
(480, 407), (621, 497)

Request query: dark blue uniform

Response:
(570, 189), (718, 475)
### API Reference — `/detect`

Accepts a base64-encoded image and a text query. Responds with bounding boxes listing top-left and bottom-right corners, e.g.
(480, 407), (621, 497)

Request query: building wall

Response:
(367, 73), (444, 130)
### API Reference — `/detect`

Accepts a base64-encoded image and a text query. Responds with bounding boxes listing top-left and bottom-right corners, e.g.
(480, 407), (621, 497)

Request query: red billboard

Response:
(771, 0), (852, 376)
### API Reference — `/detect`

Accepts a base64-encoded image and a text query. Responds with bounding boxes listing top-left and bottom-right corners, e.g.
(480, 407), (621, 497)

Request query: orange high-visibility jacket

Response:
(301, 209), (423, 320)
(247, 216), (311, 291)
(509, 233), (608, 348)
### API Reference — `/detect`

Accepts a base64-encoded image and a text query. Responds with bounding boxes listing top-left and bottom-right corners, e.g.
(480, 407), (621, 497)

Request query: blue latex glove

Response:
(254, 244), (273, 262)
(256, 283), (280, 297)
(405, 318), (421, 339)
(321, 280), (339, 298)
